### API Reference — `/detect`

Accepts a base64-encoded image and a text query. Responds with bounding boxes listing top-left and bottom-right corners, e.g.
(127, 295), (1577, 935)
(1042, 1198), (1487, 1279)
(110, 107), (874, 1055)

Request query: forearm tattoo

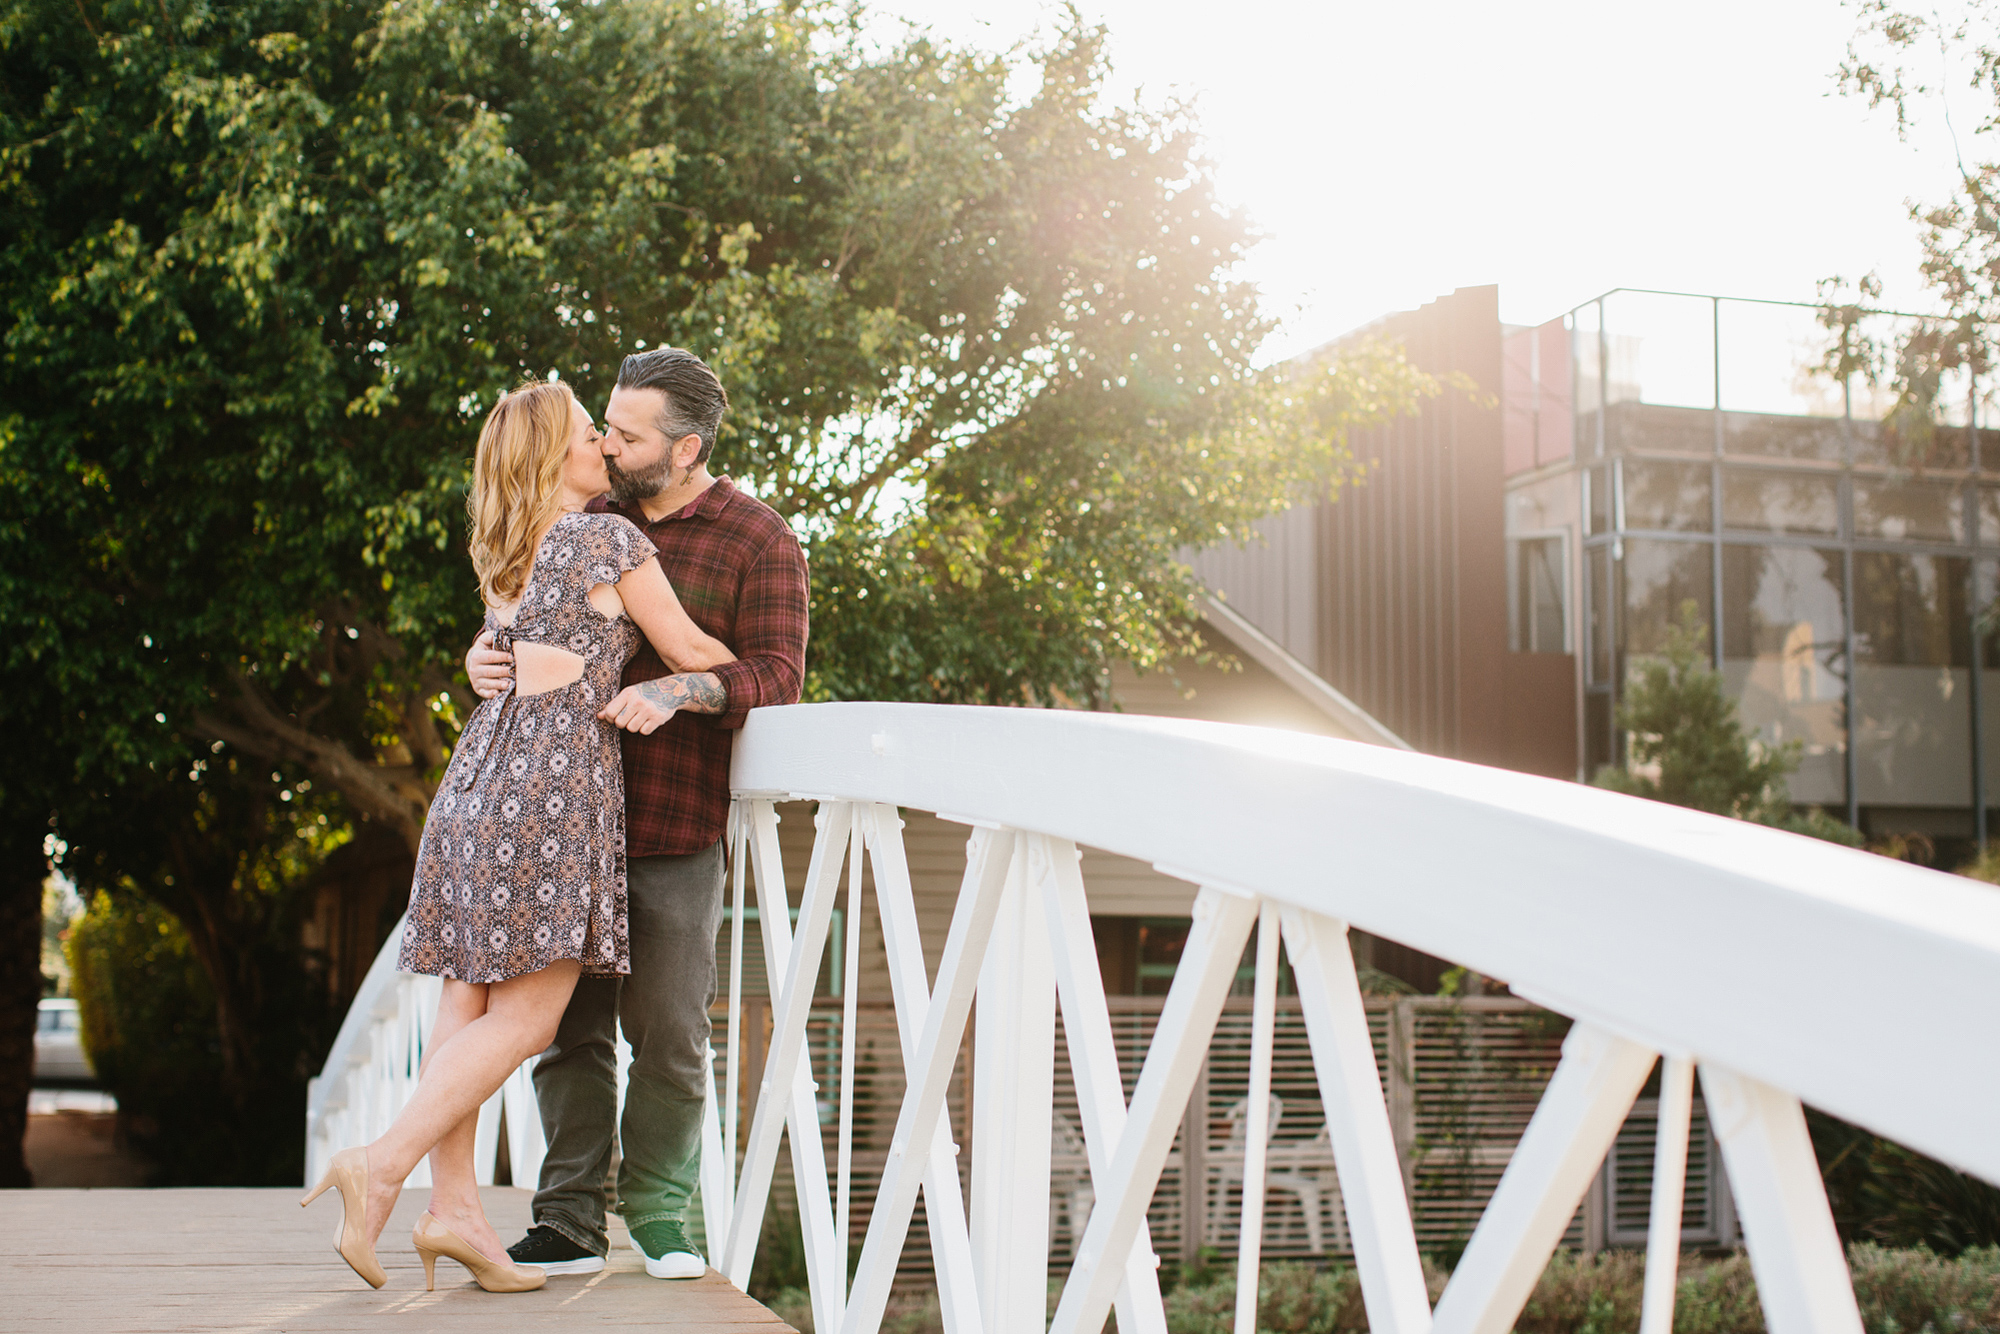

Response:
(637, 673), (728, 715)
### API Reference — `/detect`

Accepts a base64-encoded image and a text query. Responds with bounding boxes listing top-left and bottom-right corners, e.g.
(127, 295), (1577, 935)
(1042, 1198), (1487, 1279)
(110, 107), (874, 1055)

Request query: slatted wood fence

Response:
(681, 994), (1732, 1284)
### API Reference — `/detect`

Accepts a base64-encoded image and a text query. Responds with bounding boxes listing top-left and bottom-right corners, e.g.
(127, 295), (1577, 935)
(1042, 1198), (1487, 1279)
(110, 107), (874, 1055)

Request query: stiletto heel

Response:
(411, 1212), (545, 1293)
(421, 1249), (438, 1292)
(300, 1146), (389, 1289)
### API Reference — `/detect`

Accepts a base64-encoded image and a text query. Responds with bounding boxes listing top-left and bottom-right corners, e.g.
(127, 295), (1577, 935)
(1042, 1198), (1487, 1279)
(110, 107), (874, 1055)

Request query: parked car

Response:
(35, 998), (95, 1086)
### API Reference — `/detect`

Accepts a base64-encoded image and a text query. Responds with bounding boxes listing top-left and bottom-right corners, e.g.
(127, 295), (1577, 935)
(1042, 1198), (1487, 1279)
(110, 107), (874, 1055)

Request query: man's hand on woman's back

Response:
(467, 628), (515, 699)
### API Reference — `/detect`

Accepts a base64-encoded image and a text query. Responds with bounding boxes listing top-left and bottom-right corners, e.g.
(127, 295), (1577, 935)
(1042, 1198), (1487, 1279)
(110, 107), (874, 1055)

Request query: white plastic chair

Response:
(1049, 1109), (1097, 1249)
(1266, 1122), (1347, 1255)
(1211, 1095), (1331, 1254)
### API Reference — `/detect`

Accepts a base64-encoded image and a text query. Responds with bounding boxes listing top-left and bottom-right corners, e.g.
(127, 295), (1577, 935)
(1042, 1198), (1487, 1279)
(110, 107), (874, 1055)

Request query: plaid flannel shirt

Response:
(589, 479), (808, 857)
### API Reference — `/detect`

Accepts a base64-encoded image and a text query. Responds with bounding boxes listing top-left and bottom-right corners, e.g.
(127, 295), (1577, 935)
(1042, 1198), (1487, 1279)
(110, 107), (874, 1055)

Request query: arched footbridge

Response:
(307, 702), (2000, 1334)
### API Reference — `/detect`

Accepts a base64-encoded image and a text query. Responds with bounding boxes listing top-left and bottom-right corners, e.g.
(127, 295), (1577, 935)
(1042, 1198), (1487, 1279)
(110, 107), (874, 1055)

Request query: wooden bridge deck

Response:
(6, 1186), (796, 1333)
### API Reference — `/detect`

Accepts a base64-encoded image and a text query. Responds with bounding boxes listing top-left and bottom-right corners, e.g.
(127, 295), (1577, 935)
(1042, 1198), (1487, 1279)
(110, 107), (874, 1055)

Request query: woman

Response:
(301, 380), (733, 1292)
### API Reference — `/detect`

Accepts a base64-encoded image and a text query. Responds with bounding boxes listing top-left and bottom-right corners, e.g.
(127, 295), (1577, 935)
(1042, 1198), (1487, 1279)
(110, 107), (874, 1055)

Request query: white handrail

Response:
(730, 702), (2000, 1185)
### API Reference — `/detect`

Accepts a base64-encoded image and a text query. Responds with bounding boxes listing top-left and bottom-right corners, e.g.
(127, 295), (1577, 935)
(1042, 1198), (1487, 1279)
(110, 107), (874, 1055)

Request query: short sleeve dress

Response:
(398, 511), (658, 983)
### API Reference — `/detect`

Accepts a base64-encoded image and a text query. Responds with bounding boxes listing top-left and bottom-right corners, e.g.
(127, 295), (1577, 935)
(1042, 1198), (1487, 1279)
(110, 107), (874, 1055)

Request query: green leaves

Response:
(2, 0), (1433, 843)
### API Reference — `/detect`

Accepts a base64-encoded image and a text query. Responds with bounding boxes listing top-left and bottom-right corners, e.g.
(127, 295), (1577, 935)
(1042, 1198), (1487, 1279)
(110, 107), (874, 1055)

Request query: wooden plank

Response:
(3, 1188), (794, 1332)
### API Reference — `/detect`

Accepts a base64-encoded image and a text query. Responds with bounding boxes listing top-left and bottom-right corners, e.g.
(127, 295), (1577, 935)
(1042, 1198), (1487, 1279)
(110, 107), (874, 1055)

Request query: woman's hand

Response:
(598, 682), (678, 734)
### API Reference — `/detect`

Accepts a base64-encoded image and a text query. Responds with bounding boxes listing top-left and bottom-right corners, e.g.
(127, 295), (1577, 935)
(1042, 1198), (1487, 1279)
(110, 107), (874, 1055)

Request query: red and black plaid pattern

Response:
(590, 480), (808, 856)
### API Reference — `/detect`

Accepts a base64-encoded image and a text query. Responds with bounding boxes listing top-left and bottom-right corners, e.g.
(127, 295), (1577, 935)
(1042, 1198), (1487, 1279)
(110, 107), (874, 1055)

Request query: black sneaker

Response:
(507, 1224), (606, 1275)
(628, 1217), (705, 1279)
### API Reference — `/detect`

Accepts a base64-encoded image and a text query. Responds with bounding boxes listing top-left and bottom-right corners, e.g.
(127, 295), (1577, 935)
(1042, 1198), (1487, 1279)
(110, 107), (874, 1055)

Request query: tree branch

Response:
(194, 669), (428, 856)
(844, 418), (942, 513)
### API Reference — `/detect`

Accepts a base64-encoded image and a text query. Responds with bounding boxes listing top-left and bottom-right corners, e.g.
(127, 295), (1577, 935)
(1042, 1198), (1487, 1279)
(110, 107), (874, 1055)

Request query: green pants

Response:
(530, 838), (724, 1255)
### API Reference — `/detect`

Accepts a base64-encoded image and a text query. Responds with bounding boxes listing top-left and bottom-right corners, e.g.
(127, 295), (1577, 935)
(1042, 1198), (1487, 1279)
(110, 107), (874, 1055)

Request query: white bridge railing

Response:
(308, 702), (2000, 1334)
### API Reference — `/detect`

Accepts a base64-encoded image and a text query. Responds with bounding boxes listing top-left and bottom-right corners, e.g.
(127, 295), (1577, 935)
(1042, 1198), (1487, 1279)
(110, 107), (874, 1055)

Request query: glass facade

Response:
(1720, 545), (1847, 806)
(1507, 289), (2000, 842)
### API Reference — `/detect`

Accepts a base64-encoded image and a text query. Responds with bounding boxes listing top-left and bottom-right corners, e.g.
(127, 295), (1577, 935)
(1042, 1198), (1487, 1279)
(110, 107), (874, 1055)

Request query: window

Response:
(1621, 459), (1712, 532)
(1135, 918), (1192, 997)
(1721, 545), (1847, 806)
(1620, 539), (1715, 671)
(1723, 412), (1845, 463)
(1587, 545), (1614, 684)
(1511, 536), (1569, 653)
(1722, 468), (1840, 537)
(1587, 466), (1611, 536)
(1852, 552), (1972, 806)
(1853, 479), (1965, 544)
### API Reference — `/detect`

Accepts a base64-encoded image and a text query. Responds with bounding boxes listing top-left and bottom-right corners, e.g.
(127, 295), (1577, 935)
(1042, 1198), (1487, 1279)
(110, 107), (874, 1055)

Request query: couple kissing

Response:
(301, 347), (807, 1292)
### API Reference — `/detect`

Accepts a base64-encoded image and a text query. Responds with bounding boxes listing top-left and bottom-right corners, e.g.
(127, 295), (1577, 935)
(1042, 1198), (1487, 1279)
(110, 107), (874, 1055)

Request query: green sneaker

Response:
(628, 1217), (705, 1279)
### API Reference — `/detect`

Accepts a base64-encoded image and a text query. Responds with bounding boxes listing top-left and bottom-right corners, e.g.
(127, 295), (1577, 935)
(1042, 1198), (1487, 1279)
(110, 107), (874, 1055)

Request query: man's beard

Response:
(605, 453), (673, 504)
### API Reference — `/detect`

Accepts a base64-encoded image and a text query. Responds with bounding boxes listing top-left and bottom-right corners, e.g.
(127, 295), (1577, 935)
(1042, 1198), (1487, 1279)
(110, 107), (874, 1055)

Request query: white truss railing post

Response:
(1034, 834), (1170, 1334)
(1281, 907), (1431, 1334)
(841, 827), (1019, 1334)
(723, 800), (844, 1334)
(1431, 1023), (1656, 1334)
(837, 820), (865, 1284)
(972, 831), (1057, 1334)
(1638, 1055), (1695, 1334)
(1699, 1064), (1863, 1334)
(701, 1047), (732, 1250)
(725, 801), (749, 1177)
(861, 804), (982, 1334)
(1234, 903), (1281, 1334)
(1049, 886), (1260, 1334)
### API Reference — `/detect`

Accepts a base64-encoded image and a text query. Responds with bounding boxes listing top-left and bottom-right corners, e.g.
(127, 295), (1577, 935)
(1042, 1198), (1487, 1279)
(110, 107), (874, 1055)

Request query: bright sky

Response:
(869, 0), (1977, 361)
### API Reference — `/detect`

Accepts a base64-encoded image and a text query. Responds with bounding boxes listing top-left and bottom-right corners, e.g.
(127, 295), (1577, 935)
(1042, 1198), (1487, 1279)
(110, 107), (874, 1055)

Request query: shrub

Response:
(1814, 1110), (2000, 1256)
(744, 1199), (811, 1301)
(1849, 1243), (2000, 1332)
(65, 891), (317, 1184)
(1515, 1250), (1647, 1333)
(67, 893), (224, 1183)
(1670, 1253), (1764, 1334)
(761, 1283), (955, 1333)
(762, 1246), (2000, 1333)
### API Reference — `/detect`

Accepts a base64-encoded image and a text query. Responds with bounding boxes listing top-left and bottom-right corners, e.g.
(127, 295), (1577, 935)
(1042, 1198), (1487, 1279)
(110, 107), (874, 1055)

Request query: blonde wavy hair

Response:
(467, 380), (576, 607)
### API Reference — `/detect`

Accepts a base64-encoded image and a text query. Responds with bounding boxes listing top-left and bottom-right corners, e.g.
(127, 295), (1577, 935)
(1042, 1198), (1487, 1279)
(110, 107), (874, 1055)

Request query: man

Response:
(464, 347), (807, 1279)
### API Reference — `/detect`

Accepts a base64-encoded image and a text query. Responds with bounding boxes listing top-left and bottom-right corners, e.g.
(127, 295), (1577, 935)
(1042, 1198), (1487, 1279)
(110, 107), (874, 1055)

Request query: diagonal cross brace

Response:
(840, 828), (1020, 1334)
(1048, 886), (1261, 1334)
(1282, 907), (1433, 1334)
(860, 804), (983, 1334)
(1034, 834), (1170, 1334)
(1431, 1022), (1656, 1334)
(722, 801), (846, 1334)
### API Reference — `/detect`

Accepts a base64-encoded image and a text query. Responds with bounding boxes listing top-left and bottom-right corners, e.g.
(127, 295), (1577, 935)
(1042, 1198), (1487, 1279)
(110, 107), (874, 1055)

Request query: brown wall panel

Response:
(1316, 285), (1571, 776)
(1491, 653), (1581, 778)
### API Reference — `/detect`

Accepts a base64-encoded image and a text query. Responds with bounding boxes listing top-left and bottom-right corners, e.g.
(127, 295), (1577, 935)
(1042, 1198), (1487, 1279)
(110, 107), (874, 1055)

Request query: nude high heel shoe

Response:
(299, 1146), (388, 1289)
(412, 1212), (546, 1293)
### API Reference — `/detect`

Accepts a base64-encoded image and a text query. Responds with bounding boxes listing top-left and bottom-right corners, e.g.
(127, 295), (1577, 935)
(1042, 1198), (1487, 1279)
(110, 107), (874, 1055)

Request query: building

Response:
(1196, 284), (2000, 854)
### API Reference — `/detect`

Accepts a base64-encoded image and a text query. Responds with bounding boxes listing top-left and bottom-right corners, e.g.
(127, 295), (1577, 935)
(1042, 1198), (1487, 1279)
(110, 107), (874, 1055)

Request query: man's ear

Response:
(673, 432), (704, 470)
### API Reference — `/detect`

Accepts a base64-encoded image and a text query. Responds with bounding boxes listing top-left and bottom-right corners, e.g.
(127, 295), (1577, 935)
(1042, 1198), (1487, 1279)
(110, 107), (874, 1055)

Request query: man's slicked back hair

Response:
(616, 347), (729, 465)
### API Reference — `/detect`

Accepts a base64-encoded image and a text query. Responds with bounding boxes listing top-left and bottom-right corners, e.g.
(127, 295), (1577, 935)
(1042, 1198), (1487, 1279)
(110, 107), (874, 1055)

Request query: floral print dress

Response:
(399, 512), (657, 983)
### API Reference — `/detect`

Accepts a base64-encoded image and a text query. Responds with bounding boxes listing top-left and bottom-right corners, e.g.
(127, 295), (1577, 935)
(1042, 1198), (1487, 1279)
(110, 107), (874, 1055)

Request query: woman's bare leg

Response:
(419, 981), (499, 1258)
(362, 961), (582, 1254)
(357, 980), (488, 1245)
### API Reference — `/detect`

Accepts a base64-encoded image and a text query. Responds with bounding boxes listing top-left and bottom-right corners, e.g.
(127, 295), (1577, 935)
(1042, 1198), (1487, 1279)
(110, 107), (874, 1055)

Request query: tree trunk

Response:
(174, 903), (262, 1122)
(0, 814), (47, 1188)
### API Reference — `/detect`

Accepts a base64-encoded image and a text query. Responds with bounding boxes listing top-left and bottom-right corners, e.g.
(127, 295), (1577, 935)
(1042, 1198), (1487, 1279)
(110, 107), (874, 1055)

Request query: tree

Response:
(1822, 2), (2000, 456)
(1591, 601), (1862, 842)
(1, 0), (1433, 1177)
(1809, 4), (2000, 1247)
